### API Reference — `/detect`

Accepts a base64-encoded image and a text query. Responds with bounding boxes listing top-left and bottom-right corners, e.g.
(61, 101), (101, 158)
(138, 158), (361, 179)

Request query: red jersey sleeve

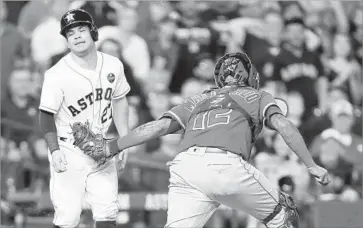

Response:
(161, 103), (189, 129)
(259, 91), (283, 129)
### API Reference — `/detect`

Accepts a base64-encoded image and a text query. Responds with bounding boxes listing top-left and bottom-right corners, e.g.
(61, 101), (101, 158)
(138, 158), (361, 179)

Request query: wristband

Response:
(44, 132), (60, 154)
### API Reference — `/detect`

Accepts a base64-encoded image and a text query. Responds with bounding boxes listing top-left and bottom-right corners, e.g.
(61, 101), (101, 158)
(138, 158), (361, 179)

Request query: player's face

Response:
(66, 25), (94, 54)
(284, 23), (305, 48)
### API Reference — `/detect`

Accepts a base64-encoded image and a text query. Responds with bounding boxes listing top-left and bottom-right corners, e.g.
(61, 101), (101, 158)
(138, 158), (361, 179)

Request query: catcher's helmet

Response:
(60, 9), (98, 41)
(214, 52), (260, 89)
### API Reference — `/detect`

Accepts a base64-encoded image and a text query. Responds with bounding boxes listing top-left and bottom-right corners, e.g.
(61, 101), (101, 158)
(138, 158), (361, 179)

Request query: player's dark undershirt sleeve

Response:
(39, 110), (59, 153)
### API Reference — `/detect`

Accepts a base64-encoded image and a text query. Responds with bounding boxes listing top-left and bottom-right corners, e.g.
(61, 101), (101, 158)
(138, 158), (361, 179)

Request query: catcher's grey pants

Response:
(165, 147), (287, 228)
(48, 141), (118, 228)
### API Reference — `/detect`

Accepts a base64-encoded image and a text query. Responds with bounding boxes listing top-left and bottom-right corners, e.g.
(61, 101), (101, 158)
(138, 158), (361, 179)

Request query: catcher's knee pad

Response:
(263, 191), (299, 228)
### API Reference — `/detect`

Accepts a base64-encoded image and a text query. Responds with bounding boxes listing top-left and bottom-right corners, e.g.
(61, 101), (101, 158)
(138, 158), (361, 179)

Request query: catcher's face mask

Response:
(214, 52), (260, 90)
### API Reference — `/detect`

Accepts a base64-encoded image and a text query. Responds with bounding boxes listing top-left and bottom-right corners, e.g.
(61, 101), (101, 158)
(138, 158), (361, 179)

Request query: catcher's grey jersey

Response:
(39, 51), (130, 137)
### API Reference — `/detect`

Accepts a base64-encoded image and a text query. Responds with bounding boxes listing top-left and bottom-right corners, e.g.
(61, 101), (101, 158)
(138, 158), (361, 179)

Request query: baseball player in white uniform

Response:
(38, 9), (130, 228)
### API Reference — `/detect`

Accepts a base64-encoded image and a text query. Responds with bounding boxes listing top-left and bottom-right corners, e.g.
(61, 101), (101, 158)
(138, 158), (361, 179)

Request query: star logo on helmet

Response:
(65, 12), (75, 23)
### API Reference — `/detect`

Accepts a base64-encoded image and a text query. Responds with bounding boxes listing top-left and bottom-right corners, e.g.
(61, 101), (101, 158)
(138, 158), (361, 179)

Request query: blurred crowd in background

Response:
(0, 0), (362, 227)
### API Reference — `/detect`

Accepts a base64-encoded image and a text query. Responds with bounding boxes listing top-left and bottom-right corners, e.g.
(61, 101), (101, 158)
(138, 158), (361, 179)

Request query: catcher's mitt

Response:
(70, 122), (109, 165)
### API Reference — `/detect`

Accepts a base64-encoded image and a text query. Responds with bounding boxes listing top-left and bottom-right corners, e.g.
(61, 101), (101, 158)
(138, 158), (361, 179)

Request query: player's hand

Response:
(308, 165), (331, 185)
(116, 150), (128, 173)
(52, 150), (67, 173)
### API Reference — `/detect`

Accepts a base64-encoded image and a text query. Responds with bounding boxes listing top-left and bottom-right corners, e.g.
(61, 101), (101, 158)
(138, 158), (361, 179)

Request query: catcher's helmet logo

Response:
(224, 57), (240, 73)
(107, 73), (115, 83)
(65, 12), (75, 23)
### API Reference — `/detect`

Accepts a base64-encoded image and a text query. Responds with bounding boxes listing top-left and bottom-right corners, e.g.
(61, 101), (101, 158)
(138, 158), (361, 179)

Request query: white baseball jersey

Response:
(39, 51), (130, 138)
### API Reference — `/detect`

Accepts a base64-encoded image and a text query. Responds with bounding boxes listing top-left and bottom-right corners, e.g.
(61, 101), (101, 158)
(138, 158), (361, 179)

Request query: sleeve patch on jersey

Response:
(274, 98), (289, 116)
(39, 106), (58, 114)
(262, 102), (277, 118)
(167, 110), (186, 129)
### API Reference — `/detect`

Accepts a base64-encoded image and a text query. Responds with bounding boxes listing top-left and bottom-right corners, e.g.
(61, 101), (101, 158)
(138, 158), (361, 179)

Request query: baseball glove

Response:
(70, 122), (109, 165)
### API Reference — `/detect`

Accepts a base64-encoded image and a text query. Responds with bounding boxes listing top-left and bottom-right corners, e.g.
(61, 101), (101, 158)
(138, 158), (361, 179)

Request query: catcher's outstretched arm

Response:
(269, 113), (316, 168)
(108, 117), (181, 155)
